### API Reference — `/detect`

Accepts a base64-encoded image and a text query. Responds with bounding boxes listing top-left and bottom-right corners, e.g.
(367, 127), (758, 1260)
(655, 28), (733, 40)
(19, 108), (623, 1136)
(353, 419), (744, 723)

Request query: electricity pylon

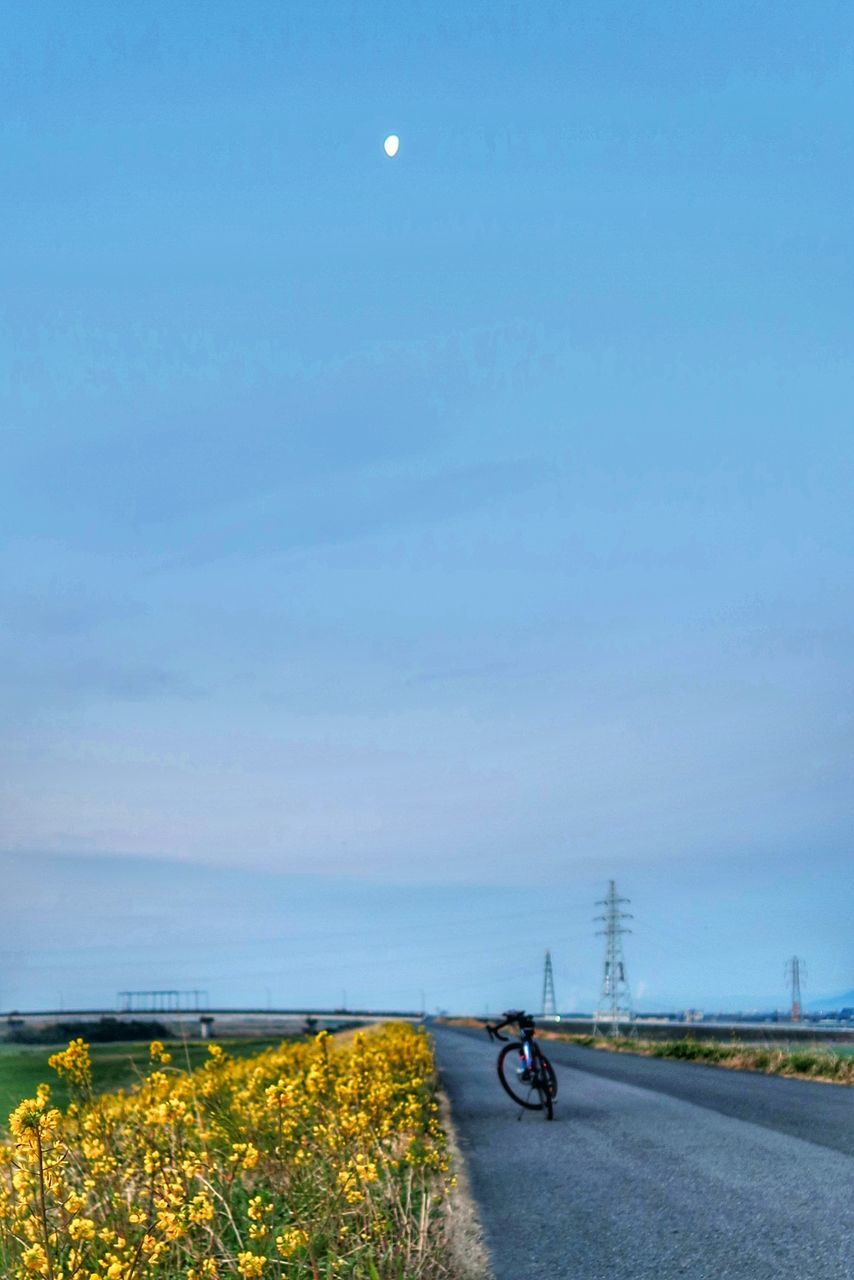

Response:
(541, 949), (558, 1019)
(593, 881), (634, 1036)
(786, 956), (805, 1022)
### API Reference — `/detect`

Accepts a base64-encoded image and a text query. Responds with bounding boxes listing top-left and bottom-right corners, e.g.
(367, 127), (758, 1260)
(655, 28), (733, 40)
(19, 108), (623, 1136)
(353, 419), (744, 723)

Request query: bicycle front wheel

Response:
(497, 1041), (546, 1110)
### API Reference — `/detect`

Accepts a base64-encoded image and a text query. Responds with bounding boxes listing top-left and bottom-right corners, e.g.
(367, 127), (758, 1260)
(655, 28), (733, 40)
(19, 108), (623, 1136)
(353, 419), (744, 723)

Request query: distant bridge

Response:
(2, 1007), (422, 1036)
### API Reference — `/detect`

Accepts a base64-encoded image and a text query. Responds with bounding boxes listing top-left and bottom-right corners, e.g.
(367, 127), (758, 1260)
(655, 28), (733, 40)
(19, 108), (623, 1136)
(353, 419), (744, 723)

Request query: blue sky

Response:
(2, 2), (852, 1012)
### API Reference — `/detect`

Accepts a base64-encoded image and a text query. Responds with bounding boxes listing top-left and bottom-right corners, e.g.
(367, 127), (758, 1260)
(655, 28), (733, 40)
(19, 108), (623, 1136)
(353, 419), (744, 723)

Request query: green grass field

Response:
(0, 1037), (284, 1125)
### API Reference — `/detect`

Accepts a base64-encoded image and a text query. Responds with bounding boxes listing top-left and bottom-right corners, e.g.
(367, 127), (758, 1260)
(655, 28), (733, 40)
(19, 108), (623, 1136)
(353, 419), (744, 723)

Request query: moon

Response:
(383, 134), (400, 158)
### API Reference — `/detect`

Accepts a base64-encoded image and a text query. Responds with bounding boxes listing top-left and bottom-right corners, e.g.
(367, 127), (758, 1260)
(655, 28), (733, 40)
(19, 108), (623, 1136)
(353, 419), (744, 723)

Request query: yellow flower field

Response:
(0, 1025), (451, 1280)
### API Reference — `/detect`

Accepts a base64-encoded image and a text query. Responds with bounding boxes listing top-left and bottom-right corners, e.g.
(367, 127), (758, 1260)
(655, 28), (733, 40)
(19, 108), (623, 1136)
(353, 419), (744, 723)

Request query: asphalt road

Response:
(433, 1026), (854, 1280)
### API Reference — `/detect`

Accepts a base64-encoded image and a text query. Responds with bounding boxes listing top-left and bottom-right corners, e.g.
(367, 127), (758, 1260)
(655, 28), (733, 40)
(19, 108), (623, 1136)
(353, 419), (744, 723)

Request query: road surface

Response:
(433, 1025), (853, 1280)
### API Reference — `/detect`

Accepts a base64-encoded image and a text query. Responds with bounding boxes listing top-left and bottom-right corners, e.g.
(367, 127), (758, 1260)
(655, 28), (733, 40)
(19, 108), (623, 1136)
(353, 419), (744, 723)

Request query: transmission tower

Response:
(786, 956), (806, 1022)
(593, 880), (634, 1036)
(541, 949), (557, 1020)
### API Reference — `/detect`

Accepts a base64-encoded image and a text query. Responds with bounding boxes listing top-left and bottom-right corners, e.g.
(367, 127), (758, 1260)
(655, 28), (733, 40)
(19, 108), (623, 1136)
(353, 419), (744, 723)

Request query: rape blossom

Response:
(0, 1024), (451, 1279)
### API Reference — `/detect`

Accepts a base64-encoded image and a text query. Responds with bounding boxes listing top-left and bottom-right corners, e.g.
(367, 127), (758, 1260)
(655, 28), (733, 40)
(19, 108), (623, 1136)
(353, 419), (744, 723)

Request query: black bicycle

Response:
(486, 1010), (557, 1120)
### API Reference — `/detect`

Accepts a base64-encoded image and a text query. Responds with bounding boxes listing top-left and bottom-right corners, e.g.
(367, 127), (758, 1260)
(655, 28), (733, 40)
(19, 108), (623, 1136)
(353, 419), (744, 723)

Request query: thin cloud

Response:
(146, 457), (551, 574)
(2, 655), (204, 706)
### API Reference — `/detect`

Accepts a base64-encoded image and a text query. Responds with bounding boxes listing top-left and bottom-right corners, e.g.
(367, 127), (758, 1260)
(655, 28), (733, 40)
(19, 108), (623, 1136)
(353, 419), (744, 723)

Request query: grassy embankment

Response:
(444, 1019), (854, 1084)
(545, 1031), (854, 1083)
(0, 1025), (453, 1278)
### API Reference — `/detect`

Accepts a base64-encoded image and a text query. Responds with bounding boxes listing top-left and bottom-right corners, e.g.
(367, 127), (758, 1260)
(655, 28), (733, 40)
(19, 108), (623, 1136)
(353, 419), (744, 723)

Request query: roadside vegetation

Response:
(0, 1024), (452, 1279)
(542, 1031), (854, 1084)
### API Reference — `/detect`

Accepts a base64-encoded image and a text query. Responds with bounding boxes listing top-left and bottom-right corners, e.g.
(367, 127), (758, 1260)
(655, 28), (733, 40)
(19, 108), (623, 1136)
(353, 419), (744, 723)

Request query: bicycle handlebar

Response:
(485, 1010), (532, 1042)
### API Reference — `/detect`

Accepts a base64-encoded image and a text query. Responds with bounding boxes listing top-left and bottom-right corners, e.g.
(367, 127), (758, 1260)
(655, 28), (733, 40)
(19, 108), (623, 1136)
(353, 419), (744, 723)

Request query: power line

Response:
(0, 898), (597, 963)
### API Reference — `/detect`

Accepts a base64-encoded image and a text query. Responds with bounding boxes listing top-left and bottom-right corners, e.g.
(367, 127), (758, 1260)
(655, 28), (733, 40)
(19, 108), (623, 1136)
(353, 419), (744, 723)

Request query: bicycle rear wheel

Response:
(535, 1051), (555, 1120)
(540, 1053), (558, 1100)
(497, 1041), (546, 1110)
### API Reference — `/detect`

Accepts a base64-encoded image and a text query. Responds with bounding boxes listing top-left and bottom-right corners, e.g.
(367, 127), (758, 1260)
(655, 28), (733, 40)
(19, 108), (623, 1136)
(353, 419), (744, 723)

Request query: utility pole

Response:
(541, 949), (557, 1020)
(786, 956), (805, 1022)
(593, 881), (634, 1036)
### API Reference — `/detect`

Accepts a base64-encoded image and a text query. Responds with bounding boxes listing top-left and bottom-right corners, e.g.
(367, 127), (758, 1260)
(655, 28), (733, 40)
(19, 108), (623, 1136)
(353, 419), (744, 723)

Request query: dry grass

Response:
(436, 1091), (492, 1280)
(539, 1030), (854, 1085)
